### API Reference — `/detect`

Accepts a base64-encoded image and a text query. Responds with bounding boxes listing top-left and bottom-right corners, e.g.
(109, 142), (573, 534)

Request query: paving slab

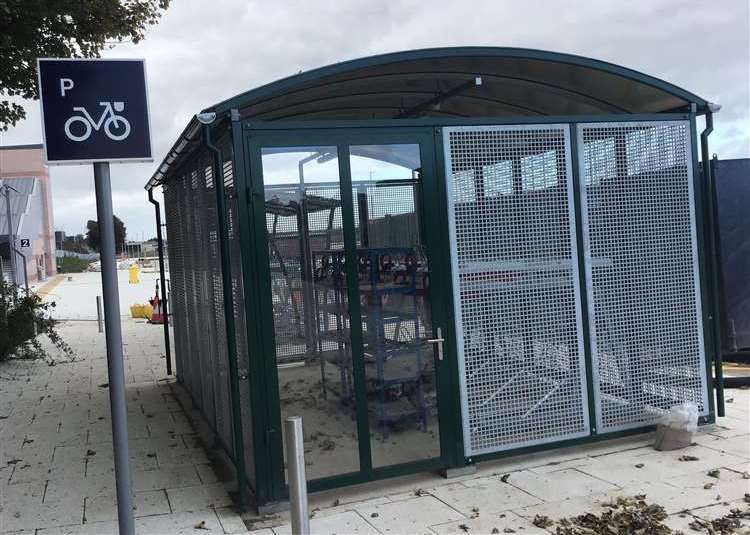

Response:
(429, 511), (548, 535)
(430, 478), (541, 516)
(689, 499), (750, 531)
(512, 494), (607, 524)
(84, 489), (171, 523)
(166, 482), (234, 512)
(502, 467), (617, 502)
(355, 495), (464, 534)
(0, 318), (245, 534)
(273, 510), (379, 535)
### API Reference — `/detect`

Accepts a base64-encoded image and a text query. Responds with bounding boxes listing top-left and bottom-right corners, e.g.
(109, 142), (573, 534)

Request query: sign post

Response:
(2, 183), (17, 285)
(38, 58), (153, 535)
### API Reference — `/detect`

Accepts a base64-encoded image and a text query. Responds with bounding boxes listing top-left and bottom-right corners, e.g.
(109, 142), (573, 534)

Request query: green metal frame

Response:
(224, 111), (718, 506)
(698, 112), (724, 417)
(207, 47), (709, 116)
(240, 113), (690, 131)
(691, 111), (718, 423)
(239, 125), (464, 502)
(568, 124), (600, 435)
(203, 123), (250, 507)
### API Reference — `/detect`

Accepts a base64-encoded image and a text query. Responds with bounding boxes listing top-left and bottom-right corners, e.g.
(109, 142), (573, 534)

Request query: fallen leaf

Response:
(532, 515), (554, 529)
(678, 455), (699, 462)
(458, 524), (470, 532)
(503, 529), (515, 533)
(634, 463), (645, 468)
(500, 473), (510, 483)
(704, 482), (715, 489)
(708, 469), (721, 478)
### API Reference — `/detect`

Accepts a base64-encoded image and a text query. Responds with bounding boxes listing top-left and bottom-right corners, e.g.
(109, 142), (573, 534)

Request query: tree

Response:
(0, 0), (170, 130)
(86, 216), (126, 253)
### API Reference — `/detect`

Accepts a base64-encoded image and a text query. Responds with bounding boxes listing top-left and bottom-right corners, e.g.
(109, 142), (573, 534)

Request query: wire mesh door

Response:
(443, 125), (590, 456)
(578, 121), (708, 433)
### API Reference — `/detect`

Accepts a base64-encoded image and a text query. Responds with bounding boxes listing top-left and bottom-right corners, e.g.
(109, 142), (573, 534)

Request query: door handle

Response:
(427, 327), (444, 361)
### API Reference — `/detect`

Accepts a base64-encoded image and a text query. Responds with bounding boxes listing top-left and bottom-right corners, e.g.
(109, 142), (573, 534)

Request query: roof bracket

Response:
(395, 76), (482, 119)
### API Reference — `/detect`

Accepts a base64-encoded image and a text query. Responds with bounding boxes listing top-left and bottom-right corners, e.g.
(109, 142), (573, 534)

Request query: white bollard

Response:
(284, 416), (309, 535)
(96, 295), (104, 333)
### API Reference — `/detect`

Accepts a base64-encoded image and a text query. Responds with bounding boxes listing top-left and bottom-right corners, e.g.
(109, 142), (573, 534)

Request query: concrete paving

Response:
(1, 272), (749, 534)
(0, 319), (247, 535)
(42, 271), (162, 321)
(239, 392), (750, 535)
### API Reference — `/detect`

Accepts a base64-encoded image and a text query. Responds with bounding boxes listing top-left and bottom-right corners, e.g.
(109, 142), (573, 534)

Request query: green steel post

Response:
(336, 145), (374, 477)
(232, 120), (276, 506)
(203, 123), (250, 507)
(430, 127), (466, 468)
(690, 111), (716, 422)
(568, 124), (599, 434)
(147, 188), (172, 376)
(700, 112), (724, 416)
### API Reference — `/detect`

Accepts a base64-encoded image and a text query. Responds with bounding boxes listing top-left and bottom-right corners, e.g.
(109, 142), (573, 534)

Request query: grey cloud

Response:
(1, 0), (747, 240)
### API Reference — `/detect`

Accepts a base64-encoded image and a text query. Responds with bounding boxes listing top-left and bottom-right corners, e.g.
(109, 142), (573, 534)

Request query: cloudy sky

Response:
(1, 0), (748, 240)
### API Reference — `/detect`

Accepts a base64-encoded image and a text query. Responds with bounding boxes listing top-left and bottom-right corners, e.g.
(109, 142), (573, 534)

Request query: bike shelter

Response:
(146, 48), (723, 509)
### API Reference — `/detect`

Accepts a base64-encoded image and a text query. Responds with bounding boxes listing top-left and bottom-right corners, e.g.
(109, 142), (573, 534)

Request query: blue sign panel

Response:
(37, 59), (152, 164)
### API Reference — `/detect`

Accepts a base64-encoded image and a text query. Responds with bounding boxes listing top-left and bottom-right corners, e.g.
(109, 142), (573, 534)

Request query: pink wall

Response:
(0, 145), (56, 281)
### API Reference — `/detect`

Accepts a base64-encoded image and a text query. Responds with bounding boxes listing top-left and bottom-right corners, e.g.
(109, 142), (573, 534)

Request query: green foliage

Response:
(57, 256), (91, 273)
(85, 215), (126, 252)
(0, 0), (171, 130)
(0, 278), (74, 362)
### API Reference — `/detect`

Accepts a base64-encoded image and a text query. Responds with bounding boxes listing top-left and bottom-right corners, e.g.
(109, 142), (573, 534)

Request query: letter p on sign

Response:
(60, 78), (74, 97)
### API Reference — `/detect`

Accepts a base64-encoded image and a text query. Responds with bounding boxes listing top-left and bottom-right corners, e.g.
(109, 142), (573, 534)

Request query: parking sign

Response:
(37, 59), (152, 164)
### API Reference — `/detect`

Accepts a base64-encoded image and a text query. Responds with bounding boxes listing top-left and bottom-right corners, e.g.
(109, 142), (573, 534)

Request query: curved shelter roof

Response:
(147, 47), (712, 187)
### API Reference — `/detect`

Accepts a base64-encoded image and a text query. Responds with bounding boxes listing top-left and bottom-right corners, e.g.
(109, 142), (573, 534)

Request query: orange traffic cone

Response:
(150, 294), (164, 324)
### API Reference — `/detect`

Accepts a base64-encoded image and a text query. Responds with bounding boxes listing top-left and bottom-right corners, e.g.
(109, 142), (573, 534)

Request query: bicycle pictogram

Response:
(64, 101), (131, 142)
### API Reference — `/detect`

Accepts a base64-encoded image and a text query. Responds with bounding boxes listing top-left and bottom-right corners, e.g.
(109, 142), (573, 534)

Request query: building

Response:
(54, 230), (66, 250)
(146, 47), (722, 508)
(713, 157), (750, 351)
(0, 144), (56, 285)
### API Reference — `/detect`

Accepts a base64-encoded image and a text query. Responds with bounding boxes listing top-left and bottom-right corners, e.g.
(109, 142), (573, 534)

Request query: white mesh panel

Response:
(444, 125), (589, 456)
(578, 121), (708, 433)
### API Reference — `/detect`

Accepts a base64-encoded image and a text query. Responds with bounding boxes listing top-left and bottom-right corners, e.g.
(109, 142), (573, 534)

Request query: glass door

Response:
(347, 144), (442, 468)
(246, 130), (453, 495)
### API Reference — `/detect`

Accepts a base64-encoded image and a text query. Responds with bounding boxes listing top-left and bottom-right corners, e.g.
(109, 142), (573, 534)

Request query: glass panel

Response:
(260, 147), (360, 480)
(349, 144), (441, 468)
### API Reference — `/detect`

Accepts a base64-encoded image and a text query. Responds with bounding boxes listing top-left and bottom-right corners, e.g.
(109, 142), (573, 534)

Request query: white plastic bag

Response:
(658, 402), (699, 433)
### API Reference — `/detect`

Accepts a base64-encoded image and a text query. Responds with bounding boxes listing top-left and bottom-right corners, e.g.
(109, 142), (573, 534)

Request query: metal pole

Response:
(96, 295), (104, 333)
(3, 185), (17, 286)
(93, 162), (134, 535)
(148, 188), (172, 375)
(14, 247), (28, 295)
(700, 112), (724, 417)
(284, 416), (309, 535)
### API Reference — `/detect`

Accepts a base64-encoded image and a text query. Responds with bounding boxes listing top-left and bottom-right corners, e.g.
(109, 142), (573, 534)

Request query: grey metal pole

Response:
(93, 162), (135, 535)
(3, 186), (17, 286)
(284, 416), (309, 535)
(96, 295), (104, 333)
